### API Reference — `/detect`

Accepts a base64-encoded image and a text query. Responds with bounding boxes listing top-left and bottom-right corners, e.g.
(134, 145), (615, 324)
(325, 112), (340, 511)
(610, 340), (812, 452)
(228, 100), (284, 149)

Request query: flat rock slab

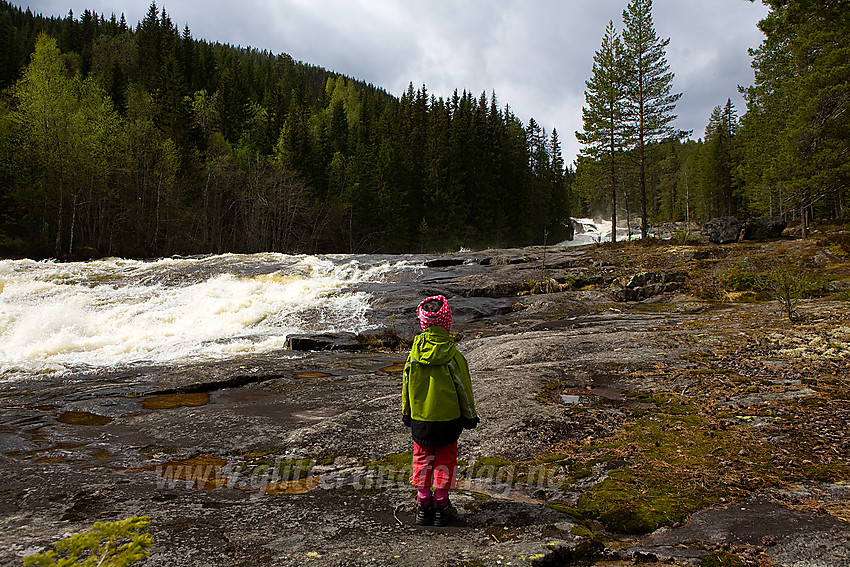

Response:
(639, 492), (850, 566)
(0, 457), (583, 567)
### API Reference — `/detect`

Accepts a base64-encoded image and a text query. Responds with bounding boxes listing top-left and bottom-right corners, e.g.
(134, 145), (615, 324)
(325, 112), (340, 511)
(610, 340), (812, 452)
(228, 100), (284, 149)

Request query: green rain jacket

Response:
(402, 326), (479, 446)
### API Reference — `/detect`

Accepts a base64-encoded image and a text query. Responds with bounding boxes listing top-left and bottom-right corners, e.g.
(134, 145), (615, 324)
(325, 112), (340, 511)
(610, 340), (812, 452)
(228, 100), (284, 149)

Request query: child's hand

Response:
(402, 415), (411, 427)
(463, 417), (479, 430)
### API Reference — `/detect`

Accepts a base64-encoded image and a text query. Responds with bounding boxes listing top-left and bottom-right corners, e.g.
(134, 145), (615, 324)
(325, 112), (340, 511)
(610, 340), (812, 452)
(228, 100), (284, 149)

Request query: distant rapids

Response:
(0, 254), (419, 379)
(558, 218), (640, 246)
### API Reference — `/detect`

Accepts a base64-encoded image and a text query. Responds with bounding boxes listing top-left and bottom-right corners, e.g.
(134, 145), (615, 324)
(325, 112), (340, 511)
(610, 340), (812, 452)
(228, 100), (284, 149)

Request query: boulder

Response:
(702, 217), (745, 244)
(612, 271), (687, 301)
(69, 246), (101, 261)
(743, 216), (787, 240)
(648, 223), (680, 240)
(424, 258), (466, 268)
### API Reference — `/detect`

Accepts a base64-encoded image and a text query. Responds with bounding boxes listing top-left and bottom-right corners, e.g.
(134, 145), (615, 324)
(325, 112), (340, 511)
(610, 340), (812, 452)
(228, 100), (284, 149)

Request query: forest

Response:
(0, 0), (847, 258)
(0, 1), (571, 257)
(575, 0), (848, 240)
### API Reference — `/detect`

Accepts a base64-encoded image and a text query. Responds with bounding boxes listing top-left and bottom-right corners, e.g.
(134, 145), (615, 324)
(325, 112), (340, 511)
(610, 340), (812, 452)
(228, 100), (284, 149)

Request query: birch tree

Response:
(12, 33), (78, 256)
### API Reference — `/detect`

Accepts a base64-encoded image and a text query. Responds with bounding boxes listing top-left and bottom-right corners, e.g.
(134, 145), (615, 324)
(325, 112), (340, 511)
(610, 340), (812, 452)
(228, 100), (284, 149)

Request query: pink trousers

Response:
(411, 441), (458, 490)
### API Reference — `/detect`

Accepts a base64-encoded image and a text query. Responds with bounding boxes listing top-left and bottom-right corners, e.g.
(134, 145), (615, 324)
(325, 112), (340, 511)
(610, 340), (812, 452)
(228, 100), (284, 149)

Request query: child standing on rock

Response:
(402, 295), (479, 526)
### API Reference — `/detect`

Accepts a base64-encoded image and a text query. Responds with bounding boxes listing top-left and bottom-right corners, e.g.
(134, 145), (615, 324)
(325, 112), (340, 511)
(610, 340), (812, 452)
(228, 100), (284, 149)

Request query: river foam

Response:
(0, 254), (417, 379)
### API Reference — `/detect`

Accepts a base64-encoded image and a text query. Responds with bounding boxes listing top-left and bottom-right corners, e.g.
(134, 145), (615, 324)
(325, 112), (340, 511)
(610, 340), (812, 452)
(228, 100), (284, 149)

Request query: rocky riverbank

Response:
(2, 229), (849, 566)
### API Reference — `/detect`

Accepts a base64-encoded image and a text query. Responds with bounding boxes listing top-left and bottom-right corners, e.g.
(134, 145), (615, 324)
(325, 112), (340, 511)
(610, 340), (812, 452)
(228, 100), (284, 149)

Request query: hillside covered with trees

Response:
(0, 0), (846, 259)
(0, 1), (571, 258)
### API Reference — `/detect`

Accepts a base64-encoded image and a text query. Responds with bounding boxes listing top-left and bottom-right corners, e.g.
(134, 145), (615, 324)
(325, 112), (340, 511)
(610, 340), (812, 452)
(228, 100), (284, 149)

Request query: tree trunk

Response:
(639, 137), (648, 239)
(54, 187), (64, 258)
(638, 64), (648, 240)
(68, 193), (77, 257)
(153, 170), (162, 252)
(801, 203), (809, 239)
(610, 131), (617, 243)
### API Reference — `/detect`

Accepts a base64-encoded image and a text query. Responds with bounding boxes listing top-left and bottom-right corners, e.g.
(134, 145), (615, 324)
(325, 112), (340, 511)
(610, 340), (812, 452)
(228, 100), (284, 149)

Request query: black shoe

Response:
(415, 500), (434, 526)
(433, 499), (455, 527)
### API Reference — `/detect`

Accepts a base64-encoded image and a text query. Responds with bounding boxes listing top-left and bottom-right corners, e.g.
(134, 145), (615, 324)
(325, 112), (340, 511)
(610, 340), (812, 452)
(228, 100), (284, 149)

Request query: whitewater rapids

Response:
(0, 254), (418, 379)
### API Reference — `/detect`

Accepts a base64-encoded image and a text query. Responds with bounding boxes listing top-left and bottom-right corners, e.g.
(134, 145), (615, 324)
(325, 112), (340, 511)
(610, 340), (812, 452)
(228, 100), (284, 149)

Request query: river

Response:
(1, 221), (615, 382)
(0, 253), (420, 381)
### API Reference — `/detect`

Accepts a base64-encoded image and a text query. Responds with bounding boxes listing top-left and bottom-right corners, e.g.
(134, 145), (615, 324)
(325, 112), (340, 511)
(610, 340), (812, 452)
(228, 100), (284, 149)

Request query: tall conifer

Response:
(577, 20), (626, 241)
(740, 0), (849, 236)
(621, 0), (683, 238)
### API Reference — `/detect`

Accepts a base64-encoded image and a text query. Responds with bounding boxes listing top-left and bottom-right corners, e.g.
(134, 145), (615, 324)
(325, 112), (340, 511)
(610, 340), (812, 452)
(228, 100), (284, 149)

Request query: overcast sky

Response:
(24, 0), (770, 164)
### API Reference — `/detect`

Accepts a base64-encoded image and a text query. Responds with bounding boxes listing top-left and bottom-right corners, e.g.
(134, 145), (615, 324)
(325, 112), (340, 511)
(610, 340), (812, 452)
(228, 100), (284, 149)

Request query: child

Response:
(402, 295), (479, 526)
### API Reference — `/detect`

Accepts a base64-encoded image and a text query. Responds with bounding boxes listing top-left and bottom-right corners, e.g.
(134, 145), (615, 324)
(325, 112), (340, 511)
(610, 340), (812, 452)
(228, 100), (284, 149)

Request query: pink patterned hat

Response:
(416, 295), (452, 331)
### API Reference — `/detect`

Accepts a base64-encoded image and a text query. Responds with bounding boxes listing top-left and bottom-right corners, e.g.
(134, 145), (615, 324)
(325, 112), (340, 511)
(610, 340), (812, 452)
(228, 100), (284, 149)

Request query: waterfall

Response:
(557, 218), (641, 246)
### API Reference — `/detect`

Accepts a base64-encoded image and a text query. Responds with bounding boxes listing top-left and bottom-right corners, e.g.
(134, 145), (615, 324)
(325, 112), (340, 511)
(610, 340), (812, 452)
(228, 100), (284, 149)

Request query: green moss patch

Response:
(551, 385), (846, 534)
(368, 451), (413, 473)
(700, 552), (745, 567)
(577, 467), (718, 534)
(571, 397), (740, 533)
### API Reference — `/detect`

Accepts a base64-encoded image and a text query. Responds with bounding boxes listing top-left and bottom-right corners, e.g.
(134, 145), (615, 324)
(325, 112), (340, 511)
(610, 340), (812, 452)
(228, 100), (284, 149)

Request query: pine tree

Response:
(576, 20), (626, 241)
(621, 0), (684, 238)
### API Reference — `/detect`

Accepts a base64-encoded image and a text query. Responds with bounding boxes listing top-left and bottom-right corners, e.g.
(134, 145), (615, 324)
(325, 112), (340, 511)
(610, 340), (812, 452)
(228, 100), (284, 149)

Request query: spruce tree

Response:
(621, 0), (683, 238)
(740, 0), (849, 236)
(700, 104), (737, 218)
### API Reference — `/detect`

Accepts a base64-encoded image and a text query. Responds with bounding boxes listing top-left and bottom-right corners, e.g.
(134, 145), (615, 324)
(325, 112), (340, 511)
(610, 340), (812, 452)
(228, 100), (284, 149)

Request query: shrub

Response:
(754, 259), (826, 321)
(818, 231), (850, 257)
(672, 229), (702, 245)
(24, 516), (152, 567)
(720, 259), (758, 292)
(686, 273), (724, 301)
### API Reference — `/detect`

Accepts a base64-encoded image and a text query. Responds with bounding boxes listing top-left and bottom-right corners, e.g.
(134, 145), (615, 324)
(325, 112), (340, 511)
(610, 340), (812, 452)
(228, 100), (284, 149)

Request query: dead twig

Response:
(393, 505), (403, 527)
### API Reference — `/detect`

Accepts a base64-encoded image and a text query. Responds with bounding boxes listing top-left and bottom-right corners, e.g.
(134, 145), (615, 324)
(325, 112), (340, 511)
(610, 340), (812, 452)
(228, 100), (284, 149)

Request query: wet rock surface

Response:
(2, 239), (849, 566)
(285, 332), (363, 352)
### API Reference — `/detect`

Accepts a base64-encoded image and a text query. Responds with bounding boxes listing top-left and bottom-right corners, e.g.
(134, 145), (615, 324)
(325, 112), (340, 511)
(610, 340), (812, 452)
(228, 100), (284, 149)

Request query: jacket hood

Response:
(410, 326), (456, 365)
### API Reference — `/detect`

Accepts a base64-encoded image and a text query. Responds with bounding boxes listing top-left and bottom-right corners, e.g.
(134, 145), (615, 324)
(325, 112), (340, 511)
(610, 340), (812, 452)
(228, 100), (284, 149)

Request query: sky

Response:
(23, 0), (770, 165)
